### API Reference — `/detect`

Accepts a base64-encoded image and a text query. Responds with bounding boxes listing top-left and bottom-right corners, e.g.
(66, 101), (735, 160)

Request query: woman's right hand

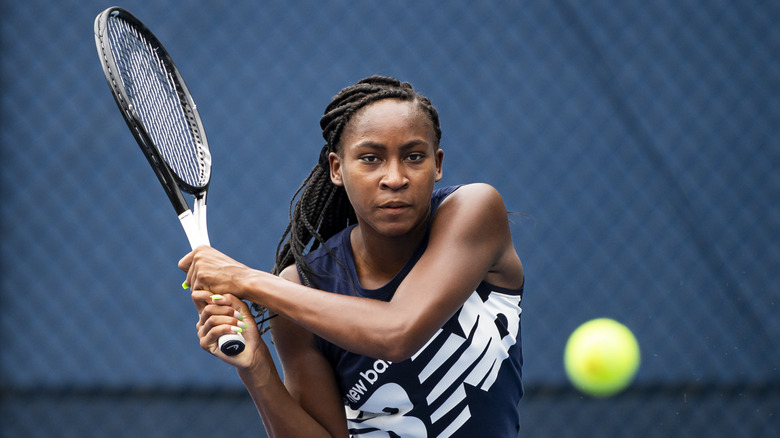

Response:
(191, 290), (274, 377)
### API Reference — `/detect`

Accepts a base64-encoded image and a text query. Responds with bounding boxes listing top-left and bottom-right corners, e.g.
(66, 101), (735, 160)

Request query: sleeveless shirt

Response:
(300, 185), (524, 438)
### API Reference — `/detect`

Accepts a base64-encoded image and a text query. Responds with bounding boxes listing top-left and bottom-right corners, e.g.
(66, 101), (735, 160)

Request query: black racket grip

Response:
(218, 332), (246, 356)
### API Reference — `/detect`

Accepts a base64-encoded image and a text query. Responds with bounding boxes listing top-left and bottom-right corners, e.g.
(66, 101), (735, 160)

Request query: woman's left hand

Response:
(178, 246), (255, 299)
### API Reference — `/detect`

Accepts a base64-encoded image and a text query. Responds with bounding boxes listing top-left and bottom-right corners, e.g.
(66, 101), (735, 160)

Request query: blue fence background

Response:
(1, 1), (778, 437)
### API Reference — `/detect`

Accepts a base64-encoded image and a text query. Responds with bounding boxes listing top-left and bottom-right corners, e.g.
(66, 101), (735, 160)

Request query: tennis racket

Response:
(94, 7), (245, 356)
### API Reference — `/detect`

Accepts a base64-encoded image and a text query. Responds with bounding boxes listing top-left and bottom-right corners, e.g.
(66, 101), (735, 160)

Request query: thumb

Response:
(178, 250), (194, 272)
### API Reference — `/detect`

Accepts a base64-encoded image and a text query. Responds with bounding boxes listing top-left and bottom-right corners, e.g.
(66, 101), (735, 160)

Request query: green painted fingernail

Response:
(182, 281), (189, 289)
(211, 294), (224, 301)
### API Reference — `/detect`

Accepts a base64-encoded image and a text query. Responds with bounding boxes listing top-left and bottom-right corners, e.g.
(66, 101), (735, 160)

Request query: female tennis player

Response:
(179, 76), (524, 437)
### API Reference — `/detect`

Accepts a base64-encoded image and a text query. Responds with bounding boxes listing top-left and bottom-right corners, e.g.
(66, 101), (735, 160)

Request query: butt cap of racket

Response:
(219, 333), (246, 356)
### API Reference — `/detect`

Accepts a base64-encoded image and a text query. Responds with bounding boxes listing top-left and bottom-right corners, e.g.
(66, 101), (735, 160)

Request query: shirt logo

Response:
(346, 289), (522, 438)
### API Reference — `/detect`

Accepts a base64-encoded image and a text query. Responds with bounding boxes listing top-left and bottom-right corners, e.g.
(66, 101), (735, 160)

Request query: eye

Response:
(406, 152), (426, 162)
(359, 154), (381, 163)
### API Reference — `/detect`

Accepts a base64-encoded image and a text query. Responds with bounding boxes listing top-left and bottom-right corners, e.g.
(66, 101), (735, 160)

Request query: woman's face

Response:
(329, 99), (444, 239)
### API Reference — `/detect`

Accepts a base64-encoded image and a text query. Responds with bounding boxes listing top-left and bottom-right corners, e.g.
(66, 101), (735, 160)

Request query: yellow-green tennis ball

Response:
(564, 318), (640, 397)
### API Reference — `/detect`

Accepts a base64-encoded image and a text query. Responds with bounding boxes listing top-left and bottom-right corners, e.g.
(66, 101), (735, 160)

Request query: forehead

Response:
(344, 99), (433, 140)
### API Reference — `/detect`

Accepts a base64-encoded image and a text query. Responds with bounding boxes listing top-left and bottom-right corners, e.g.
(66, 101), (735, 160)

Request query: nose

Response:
(380, 159), (409, 190)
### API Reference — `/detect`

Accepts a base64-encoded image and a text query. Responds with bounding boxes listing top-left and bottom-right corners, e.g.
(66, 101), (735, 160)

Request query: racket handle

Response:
(219, 332), (246, 356)
(178, 201), (242, 355)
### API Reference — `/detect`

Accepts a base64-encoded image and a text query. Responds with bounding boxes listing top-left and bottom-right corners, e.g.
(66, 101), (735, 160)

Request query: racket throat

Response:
(179, 209), (209, 249)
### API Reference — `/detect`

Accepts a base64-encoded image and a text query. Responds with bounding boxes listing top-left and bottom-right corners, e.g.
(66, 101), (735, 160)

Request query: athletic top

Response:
(300, 185), (524, 438)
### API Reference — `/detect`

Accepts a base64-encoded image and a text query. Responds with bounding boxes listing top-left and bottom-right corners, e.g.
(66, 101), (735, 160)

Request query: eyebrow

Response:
(353, 139), (429, 151)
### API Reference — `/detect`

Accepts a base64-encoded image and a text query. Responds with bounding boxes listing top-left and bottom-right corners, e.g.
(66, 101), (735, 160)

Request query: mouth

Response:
(378, 201), (411, 211)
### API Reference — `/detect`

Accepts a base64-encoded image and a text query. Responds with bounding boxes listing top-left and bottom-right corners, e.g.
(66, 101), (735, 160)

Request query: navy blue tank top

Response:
(301, 186), (523, 437)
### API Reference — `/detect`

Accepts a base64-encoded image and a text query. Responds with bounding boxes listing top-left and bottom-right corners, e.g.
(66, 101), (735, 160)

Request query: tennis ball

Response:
(564, 318), (640, 397)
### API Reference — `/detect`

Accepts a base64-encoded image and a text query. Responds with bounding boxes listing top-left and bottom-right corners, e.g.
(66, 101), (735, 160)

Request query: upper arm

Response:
(389, 183), (523, 356)
(271, 266), (348, 437)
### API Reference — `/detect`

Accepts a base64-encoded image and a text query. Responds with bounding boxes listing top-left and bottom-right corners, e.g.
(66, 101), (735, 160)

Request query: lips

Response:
(378, 201), (411, 211)
(379, 201), (412, 216)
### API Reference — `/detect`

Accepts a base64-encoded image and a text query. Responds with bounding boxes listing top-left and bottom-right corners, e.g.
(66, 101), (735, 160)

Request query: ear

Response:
(329, 152), (344, 186)
(434, 148), (444, 182)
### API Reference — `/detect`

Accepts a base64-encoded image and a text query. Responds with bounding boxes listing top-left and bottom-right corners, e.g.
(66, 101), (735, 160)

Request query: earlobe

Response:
(329, 152), (344, 186)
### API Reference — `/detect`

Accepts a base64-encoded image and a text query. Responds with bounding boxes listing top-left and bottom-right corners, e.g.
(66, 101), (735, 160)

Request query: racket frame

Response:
(94, 7), (210, 248)
(94, 7), (245, 355)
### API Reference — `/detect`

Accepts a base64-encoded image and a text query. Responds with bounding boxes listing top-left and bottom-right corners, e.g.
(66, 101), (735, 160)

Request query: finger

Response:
(178, 250), (194, 273)
(198, 313), (247, 338)
(206, 293), (242, 310)
(196, 301), (243, 329)
(191, 290), (215, 312)
(234, 300), (253, 327)
(198, 314), (249, 354)
(180, 247), (210, 289)
(181, 259), (196, 291)
(191, 290), (237, 309)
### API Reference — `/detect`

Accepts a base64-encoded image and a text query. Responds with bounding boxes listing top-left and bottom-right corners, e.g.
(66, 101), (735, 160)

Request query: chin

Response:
(367, 222), (407, 237)
(378, 217), (428, 238)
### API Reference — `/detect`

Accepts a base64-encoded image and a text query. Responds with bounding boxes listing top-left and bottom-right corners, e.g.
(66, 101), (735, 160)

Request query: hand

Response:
(191, 290), (273, 374)
(178, 246), (255, 299)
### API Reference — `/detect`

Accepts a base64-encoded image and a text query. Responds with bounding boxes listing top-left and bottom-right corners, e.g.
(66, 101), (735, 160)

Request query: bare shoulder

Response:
(279, 264), (303, 284)
(437, 183), (509, 224)
(436, 183), (523, 289)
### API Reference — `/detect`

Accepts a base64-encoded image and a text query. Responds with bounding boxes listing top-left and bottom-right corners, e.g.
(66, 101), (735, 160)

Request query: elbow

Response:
(380, 344), (415, 363)
(375, 322), (428, 362)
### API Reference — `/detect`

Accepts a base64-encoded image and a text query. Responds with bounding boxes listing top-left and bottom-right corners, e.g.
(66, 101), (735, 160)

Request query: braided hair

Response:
(253, 75), (441, 329)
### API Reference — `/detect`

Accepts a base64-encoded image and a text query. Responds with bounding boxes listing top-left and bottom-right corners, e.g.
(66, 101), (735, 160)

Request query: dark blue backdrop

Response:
(1, 1), (777, 436)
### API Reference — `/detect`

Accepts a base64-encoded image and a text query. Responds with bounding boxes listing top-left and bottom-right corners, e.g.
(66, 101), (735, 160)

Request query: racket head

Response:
(94, 7), (211, 198)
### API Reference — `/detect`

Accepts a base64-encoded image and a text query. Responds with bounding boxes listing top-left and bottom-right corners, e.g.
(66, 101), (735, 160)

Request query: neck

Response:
(350, 219), (428, 290)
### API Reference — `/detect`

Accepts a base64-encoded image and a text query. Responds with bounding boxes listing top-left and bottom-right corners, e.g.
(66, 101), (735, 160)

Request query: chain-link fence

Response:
(1, 1), (778, 437)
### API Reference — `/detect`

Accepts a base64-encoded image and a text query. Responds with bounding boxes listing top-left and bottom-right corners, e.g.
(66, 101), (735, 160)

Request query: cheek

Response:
(339, 172), (381, 218)
(342, 178), (369, 210)
(337, 170), (360, 205)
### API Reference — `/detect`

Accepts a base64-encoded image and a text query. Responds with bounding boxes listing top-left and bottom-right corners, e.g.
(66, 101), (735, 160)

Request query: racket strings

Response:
(107, 16), (209, 189)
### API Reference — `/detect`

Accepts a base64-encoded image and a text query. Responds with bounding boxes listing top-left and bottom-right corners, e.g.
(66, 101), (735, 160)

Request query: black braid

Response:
(252, 75), (442, 332)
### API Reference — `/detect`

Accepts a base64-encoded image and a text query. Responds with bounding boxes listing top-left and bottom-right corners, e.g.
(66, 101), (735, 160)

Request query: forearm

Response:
(238, 354), (335, 438)
(242, 272), (410, 360)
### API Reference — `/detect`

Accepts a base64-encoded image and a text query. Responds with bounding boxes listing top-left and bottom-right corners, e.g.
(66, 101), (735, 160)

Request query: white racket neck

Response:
(179, 196), (209, 249)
